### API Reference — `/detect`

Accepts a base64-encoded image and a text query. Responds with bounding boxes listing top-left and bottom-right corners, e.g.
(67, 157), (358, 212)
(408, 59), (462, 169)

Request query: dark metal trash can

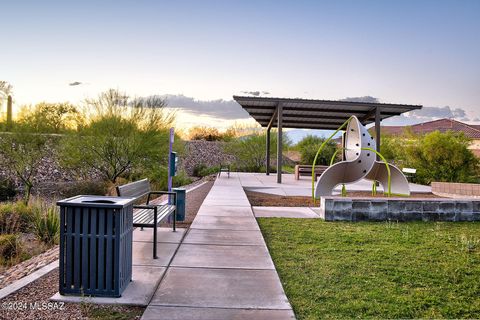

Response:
(57, 195), (136, 297)
(172, 188), (186, 221)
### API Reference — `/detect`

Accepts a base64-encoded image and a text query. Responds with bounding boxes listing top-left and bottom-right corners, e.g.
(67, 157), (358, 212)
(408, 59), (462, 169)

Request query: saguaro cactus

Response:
(6, 95), (12, 130)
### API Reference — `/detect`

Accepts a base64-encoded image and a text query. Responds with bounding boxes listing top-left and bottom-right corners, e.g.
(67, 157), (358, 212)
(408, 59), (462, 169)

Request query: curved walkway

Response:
(142, 173), (295, 319)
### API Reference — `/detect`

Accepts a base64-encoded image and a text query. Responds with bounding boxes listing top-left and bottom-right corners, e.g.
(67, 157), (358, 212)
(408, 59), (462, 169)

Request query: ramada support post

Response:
(277, 103), (283, 183)
(266, 106), (278, 176)
(266, 128), (271, 175)
(375, 107), (381, 160)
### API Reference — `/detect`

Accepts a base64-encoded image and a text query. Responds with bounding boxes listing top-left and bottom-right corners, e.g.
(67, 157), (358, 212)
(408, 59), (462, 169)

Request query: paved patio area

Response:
(240, 172), (431, 196)
(142, 173), (295, 319)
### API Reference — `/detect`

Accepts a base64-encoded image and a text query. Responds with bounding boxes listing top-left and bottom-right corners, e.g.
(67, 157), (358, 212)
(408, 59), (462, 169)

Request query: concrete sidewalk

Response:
(142, 173), (295, 319)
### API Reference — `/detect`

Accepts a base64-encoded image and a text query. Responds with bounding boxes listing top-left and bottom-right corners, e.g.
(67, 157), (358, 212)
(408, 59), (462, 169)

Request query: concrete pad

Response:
(197, 205), (253, 217)
(133, 227), (186, 244)
(150, 267), (291, 309)
(191, 216), (260, 231)
(184, 229), (265, 246)
(201, 199), (251, 207)
(51, 266), (165, 306)
(253, 206), (320, 218)
(141, 306), (295, 320)
(245, 187), (287, 196)
(132, 241), (179, 267)
(171, 244), (274, 269)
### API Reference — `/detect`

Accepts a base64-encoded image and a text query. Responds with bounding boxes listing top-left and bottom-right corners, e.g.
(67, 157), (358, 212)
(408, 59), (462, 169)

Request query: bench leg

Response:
(153, 208), (158, 259)
(173, 209), (176, 232)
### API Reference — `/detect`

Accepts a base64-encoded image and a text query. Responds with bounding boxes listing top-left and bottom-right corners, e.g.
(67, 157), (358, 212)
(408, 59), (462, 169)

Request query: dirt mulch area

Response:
(245, 190), (446, 207)
(173, 179), (214, 228)
(0, 269), (144, 320)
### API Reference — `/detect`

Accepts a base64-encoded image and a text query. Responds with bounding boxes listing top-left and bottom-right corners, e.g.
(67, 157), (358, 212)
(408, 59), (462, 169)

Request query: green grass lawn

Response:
(258, 219), (480, 319)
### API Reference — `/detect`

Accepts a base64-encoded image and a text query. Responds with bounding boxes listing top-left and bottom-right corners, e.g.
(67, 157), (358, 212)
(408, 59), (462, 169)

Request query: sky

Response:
(1, 0), (480, 137)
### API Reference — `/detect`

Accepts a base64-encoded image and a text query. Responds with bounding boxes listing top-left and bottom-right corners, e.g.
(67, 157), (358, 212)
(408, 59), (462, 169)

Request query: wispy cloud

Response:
(163, 94), (250, 120)
(241, 91), (270, 96)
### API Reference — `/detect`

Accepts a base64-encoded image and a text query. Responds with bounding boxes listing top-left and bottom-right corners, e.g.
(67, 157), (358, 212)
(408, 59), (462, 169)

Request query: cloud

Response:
(69, 81), (82, 86)
(241, 90), (270, 96)
(340, 96), (379, 103)
(163, 94), (250, 120)
(405, 106), (469, 121)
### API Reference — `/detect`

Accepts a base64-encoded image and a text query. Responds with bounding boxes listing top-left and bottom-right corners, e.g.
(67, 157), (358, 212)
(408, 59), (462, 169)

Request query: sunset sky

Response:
(2, 0), (479, 132)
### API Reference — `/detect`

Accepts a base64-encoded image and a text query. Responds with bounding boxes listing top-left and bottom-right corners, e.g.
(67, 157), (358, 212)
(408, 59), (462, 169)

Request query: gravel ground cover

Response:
(0, 178), (215, 319)
(245, 190), (445, 207)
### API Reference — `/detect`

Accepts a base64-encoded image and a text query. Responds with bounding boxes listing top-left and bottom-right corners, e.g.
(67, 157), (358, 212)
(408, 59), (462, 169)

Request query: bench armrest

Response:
(147, 191), (177, 205)
(133, 204), (157, 210)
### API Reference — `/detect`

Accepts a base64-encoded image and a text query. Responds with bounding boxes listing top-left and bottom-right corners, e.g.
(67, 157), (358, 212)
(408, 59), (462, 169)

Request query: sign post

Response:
(168, 127), (174, 192)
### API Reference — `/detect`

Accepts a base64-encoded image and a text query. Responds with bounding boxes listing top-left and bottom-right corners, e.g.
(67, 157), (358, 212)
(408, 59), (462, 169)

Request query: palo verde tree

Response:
(61, 89), (175, 183)
(0, 125), (48, 204)
(17, 102), (83, 133)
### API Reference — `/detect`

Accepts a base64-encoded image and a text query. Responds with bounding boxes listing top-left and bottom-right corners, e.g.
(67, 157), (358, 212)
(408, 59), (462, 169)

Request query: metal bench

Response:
(294, 165), (328, 180)
(218, 164), (230, 178)
(116, 178), (176, 259)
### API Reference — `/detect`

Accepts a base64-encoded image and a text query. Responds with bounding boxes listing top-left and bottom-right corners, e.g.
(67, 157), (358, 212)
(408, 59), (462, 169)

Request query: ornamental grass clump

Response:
(32, 203), (60, 246)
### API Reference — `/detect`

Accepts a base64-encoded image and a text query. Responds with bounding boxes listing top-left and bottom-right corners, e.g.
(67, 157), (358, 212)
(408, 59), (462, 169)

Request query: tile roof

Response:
(380, 118), (480, 139)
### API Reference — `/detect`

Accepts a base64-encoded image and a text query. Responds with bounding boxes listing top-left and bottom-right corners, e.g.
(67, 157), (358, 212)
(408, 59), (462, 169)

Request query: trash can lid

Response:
(57, 195), (136, 208)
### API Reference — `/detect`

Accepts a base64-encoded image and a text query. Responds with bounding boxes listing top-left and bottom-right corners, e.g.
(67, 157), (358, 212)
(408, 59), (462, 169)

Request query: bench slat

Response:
(117, 178), (151, 198)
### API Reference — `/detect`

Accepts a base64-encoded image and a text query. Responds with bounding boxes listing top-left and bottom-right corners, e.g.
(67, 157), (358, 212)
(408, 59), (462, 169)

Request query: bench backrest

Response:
(116, 178), (151, 199)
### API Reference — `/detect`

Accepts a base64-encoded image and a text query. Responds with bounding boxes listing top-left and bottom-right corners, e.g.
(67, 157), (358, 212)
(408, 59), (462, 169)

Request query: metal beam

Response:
(246, 106), (402, 117)
(266, 128), (271, 175)
(375, 107), (381, 160)
(277, 103), (283, 184)
(258, 123), (345, 130)
(266, 106), (279, 130)
(360, 107), (378, 122)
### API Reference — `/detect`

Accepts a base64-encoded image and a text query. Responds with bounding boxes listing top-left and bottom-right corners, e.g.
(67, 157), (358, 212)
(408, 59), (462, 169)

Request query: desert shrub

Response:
(32, 203), (60, 245)
(224, 131), (291, 172)
(405, 131), (479, 184)
(173, 170), (193, 187)
(193, 164), (219, 177)
(296, 135), (338, 165)
(0, 178), (17, 201)
(0, 201), (33, 233)
(0, 234), (21, 264)
(58, 181), (108, 198)
(188, 126), (233, 141)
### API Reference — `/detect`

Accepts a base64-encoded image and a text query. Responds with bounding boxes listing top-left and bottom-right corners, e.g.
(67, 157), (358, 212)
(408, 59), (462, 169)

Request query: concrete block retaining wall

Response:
(432, 182), (480, 197)
(319, 197), (480, 222)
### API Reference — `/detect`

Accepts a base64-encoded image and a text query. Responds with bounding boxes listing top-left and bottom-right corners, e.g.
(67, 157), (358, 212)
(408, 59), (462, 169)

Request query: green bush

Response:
(58, 181), (108, 198)
(173, 170), (193, 187)
(0, 178), (17, 201)
(0, 234), (21, 264)
(32, 203), (60, 245)
(0, 201), (33, 233)
(193, 164), (219, 177)
(224, 131), (291, 172)
(296, 135), (338, 165)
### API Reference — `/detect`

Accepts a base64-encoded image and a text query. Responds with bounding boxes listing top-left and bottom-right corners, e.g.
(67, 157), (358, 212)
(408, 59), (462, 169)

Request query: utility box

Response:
(173, 188), (186, 221)
(57, 195), (136, 297)
(169, 151), (177, 177)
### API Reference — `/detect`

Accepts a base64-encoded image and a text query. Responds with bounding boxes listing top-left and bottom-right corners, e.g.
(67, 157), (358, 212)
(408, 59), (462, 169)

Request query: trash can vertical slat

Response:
(74, 207), (81, 291)
(82, 209), (89, 292)
(65, 207), (73, 290)
(89, 208), (97, 292)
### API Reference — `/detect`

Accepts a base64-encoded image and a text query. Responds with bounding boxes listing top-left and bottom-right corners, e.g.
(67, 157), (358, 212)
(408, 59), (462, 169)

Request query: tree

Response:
(0, 128), (48, 204)
(296, 135), (338, 165)
(61, 89), (175, 183)
(405, 131), (479, 184)
(17, 102), (83, 133)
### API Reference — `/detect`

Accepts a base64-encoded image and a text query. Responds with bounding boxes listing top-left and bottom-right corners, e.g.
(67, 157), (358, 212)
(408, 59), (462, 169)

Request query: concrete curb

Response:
(0, 260), (58, 300)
